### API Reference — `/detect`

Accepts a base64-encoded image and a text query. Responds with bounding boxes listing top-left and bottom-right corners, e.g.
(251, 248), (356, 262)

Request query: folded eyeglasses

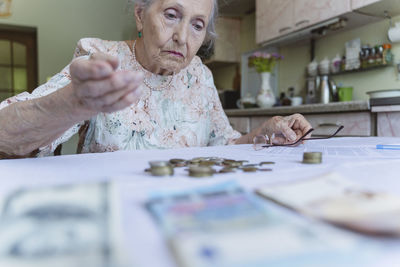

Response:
(253, 125), (344, 150)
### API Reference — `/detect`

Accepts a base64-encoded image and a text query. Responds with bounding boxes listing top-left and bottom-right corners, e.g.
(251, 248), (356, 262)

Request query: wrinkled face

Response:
(135, 0), (213, 75)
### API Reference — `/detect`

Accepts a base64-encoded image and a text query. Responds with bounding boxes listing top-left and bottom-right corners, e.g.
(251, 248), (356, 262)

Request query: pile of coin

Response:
(146, 157), (276, 178)
(302, 152), (322, 164)
(147, 161), (174, 176)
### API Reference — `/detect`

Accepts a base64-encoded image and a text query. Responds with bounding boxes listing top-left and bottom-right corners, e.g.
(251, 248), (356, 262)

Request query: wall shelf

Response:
(330, 63), (392, 76)
(307, 64), (393, 78)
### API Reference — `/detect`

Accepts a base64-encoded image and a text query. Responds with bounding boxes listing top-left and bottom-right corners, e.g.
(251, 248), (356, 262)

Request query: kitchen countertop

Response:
(224, 100), (370, 116)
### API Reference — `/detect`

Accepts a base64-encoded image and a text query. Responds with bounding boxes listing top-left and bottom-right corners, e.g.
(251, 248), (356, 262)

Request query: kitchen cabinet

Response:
(226, 101), (373, 136)
(248, 112), (372, 136)
(256, 0), (351, 45)
(294, 0), (351, 29)
(376, 112), (400, 137)
(228, 112), (373, 137)
(352, 0), (400, 17)
(206, 17), (241, 64)
(351, 0), (380, 10)
(228, 117), (250, 135)
(372, 105), (400, 137)
(256, 0), (293, 44)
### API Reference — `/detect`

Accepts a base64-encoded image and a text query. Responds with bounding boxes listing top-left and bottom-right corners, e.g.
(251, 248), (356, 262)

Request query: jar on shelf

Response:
(368, 47), (376, 67)
(375, 45), (383, 66)
(383, 44), (394, 65)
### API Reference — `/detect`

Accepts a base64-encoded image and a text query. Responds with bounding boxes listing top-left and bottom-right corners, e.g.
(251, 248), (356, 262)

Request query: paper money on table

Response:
(0, 182), (129, 267)
(256, 172), (400, 236)
(146, 181), (379, 267)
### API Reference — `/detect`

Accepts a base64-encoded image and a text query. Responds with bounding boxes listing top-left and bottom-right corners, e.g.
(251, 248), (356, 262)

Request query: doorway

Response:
(0, 24), (38, 102)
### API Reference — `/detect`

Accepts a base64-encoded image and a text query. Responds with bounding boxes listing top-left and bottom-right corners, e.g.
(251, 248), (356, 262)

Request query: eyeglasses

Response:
(253, 125), (344, 150)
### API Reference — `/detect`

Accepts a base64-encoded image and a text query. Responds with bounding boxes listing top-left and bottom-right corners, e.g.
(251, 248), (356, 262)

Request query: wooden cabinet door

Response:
(351, 0), (381, 9)
(294, 0), (351, 29)
(249, 112), (372, 137)
(228, 117), (250, 134)
(212, 17), (241, 63)
(256, 0), (293, 44)
(377, 112), (400, 137)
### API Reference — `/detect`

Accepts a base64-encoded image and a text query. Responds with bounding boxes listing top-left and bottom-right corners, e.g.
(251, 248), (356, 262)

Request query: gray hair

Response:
(129, 0), (218, 48)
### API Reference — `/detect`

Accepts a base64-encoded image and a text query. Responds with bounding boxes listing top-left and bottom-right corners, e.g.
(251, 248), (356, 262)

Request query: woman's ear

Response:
(134, 4), (145, 32)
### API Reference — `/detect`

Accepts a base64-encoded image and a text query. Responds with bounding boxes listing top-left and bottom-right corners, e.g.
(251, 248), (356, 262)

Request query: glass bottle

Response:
(383, 44), (394, 65)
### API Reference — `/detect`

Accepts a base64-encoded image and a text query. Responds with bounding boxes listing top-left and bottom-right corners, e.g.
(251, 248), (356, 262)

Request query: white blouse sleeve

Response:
(0, 39), (94, 156)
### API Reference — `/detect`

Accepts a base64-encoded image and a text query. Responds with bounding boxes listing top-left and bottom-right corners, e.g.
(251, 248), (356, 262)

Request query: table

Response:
(1, 137), (400, 267)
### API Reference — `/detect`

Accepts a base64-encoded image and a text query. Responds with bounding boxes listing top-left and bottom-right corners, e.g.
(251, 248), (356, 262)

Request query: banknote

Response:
(256, 172), (400, 236)
(0, 182), (129, 267)
(146, 181), (387, 267)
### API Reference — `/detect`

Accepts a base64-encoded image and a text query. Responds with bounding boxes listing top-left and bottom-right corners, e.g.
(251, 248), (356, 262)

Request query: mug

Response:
(291, 96), (303, 106)
(236, 99), (256, 109)
(338, 87), (353, 102)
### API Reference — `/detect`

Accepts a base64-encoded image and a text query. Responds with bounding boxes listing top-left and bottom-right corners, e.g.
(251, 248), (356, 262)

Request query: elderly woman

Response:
(0, 0), (311, 158)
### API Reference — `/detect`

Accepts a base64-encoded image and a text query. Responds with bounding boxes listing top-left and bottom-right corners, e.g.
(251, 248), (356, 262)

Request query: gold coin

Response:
(169, 158), (187, 167)
(219, 168), (236, 173)
(242, 167), (258, 172)
(199, 161), (215, 167)
(223, 161), (242, 167)
(259, 161), (275, 166)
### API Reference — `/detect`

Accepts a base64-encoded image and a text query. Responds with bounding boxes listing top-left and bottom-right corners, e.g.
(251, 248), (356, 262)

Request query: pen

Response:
(376, 144), (400, 150)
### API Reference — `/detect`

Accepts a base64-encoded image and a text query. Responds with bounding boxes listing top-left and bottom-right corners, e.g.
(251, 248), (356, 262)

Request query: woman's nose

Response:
(173, 23), (189, 45)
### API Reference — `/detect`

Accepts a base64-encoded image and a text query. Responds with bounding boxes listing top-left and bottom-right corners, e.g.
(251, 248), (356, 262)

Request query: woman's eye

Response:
(193, 23), (204, 31)
(164, 10), (177, 20)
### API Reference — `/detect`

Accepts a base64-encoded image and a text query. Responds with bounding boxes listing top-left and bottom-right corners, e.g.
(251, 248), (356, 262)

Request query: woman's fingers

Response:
(262, 114), (312, 144)
(101, 92), (139, 113)
(87, 85), (142, 111)
(70, 53), (119, 81)
(90, 53), (119, 70)
(76, 71), (143, 98)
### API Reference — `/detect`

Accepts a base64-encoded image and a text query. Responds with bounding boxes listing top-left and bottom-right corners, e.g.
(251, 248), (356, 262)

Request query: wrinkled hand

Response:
(69, 53), (144, 114)
(258, 113), (312, 145)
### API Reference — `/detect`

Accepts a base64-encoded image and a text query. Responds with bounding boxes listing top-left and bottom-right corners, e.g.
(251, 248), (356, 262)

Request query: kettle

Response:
(319, 76), (338, 104)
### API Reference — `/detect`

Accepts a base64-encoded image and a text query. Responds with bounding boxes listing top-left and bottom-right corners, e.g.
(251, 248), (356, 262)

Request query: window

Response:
(0, 24), (38, 102)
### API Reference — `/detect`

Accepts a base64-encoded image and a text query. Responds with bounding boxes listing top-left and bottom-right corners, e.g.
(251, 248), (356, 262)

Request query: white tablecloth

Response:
(1, 137), (400, 267)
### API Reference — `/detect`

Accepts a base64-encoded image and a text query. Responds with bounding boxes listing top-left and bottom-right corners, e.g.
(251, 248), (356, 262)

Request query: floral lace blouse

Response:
(0, 38), (241, 156)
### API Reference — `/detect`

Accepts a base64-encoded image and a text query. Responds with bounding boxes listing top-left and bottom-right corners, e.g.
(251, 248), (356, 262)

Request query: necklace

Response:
(131, 41), (174, 91)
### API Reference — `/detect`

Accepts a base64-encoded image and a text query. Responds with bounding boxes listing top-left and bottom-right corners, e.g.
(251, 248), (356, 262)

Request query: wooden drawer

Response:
(228, 117), (250, 134)
(249, 112), (372, 137)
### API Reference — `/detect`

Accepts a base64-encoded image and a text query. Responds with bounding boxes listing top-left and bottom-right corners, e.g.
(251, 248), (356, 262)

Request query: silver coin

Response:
(149, 161), (170, 167)
(302, 152), (322, 164)
(188, 166), (214, 178)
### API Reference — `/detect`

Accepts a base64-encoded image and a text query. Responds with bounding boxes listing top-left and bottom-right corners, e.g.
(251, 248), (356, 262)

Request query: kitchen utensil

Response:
(367, 89), (400, 99)
(320, 75), (330, 104)
(338, 87), (353, 102)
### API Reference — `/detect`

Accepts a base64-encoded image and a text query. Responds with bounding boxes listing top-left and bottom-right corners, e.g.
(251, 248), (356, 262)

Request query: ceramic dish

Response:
(367, 89), (400, 99)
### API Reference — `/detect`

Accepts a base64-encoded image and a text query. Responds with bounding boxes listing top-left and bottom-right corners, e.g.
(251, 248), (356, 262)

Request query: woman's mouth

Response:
(165, 50), (184, 57)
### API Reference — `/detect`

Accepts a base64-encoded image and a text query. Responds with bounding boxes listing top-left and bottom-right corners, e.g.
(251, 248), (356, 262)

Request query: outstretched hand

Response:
(69, 53), (144, 114)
